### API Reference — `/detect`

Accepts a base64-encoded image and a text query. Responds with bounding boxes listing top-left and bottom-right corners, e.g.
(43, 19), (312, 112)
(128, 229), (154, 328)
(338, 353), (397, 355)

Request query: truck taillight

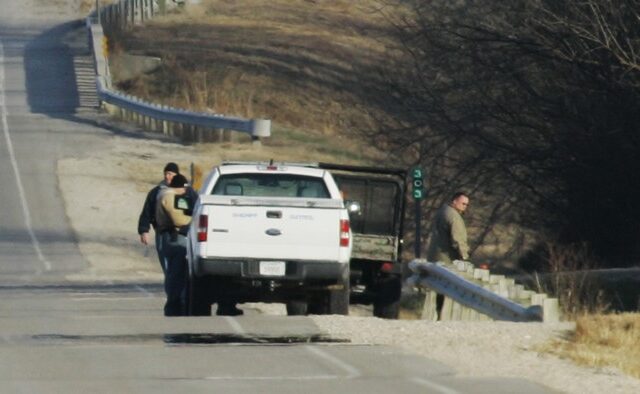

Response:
(197, 215), (208, 242)
(380, 262), (394, 273)
(339, 219), (350, 247)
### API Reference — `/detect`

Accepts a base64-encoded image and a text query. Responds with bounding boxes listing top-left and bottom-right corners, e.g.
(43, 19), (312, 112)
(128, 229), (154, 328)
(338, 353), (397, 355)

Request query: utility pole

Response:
(95, 0), (101, 22)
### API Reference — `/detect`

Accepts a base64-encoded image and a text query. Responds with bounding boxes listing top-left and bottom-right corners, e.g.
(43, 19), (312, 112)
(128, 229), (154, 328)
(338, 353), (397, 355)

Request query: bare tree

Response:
(368, 0), (640, 266)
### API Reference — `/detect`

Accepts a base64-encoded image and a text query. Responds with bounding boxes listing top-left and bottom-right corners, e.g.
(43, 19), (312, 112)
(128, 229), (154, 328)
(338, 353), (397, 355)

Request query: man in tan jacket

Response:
(156, 173), (192, 316)
(426, 192), (470, 264)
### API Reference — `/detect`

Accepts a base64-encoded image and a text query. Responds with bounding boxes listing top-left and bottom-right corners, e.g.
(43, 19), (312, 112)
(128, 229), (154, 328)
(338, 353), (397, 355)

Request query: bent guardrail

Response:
(87, 0), (271, 143)
(408, 259), (561, 322)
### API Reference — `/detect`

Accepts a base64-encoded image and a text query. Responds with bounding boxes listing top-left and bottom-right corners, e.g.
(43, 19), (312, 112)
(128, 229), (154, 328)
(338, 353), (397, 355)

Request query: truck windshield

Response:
(212, 174), (331, 198)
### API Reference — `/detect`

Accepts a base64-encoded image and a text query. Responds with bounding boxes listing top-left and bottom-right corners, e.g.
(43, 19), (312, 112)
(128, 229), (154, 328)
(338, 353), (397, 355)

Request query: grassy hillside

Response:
(110, 0), (400, 162)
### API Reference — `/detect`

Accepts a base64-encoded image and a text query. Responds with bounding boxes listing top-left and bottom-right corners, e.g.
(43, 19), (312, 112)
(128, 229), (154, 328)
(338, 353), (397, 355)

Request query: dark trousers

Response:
(160, 232), (188, 316)
(155, 232), (166, 274)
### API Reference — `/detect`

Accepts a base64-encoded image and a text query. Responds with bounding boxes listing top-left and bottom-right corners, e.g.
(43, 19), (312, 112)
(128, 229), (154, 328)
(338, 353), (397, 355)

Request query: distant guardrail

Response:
(87, 0), (271, 143)
(407, 259), (561, 323)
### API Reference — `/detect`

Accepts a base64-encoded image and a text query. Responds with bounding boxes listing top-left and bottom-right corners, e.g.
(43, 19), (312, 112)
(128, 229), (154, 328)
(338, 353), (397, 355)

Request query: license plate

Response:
(259, 261), (286, 276)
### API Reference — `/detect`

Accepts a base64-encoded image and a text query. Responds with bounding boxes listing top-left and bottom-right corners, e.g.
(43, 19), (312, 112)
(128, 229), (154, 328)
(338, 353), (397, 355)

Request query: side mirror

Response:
(345, 200), (361, 215)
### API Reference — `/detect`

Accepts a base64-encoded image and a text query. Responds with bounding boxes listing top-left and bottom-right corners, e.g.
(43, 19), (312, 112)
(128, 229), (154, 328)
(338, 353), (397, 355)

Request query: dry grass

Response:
(541, 313), (640, 379)
(109, 0), (400, 138)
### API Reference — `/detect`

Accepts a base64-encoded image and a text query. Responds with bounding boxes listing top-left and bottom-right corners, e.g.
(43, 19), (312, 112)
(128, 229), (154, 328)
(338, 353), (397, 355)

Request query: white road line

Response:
(205, 374), (340, 381)
(134, 285), (155, 297)
(305, 345), (361, 379)
(71, 296), (157, 301)
(0, 41), (51, 272)
(223, 316), (246, 335)
(411, 377), (461, 394)
(219, 321), (361, 380)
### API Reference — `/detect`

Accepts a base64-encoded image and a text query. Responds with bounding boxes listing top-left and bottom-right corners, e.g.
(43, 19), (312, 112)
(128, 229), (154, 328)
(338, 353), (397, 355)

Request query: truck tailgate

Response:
(199, 197), (345, 261)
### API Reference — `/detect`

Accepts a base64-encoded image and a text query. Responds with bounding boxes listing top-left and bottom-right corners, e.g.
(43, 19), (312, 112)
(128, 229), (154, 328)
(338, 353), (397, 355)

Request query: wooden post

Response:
(451, 301), (463, 320)
(543, 298), (560, 323)
(440, 297), (454, 321)
(420, 290), (438, 321)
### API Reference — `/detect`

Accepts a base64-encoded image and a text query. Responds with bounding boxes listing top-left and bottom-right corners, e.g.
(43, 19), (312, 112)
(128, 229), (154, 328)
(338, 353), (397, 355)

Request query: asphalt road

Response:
(0, 285), (556, 394)
(0, 3), (106, 282)
(0, 2), (556, 393)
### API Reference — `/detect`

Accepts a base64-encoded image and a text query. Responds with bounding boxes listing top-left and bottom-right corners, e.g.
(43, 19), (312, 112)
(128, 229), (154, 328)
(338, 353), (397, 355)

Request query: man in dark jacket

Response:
(137, 162), (181, 273)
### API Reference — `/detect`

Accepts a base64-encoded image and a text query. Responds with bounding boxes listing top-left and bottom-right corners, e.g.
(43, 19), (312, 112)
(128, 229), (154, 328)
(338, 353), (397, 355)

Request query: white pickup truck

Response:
(185, 161), (353, 316)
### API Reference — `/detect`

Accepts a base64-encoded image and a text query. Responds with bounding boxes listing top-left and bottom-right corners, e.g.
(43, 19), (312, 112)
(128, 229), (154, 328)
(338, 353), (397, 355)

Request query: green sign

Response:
(412, 167), (424, 200)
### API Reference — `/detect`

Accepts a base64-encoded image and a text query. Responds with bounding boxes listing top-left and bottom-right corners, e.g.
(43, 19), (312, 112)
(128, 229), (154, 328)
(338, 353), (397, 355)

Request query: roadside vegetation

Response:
(541, 313), (640, 379)
(105, 0), (640, 377)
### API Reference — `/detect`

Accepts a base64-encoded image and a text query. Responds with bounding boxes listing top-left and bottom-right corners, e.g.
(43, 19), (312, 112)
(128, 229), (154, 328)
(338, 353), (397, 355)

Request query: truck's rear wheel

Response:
(308, 279), (349, 315)
(186, 276), (211, 316)
(327, 285), (349, 315)
(286, 300), (308, 316)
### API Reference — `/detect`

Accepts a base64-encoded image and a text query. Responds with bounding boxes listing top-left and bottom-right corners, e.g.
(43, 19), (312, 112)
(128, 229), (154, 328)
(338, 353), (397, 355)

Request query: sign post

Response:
(412, 167), (424, 258)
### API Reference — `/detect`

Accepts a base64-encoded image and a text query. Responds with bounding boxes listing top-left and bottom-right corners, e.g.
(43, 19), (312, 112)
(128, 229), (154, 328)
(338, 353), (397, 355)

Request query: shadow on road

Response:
(20, 19), (173, 141)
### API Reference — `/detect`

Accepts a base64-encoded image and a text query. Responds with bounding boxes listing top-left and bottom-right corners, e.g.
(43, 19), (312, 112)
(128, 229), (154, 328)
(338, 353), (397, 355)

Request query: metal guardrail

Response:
(408, 259), (560, 322)
(87, 0), (271, 141)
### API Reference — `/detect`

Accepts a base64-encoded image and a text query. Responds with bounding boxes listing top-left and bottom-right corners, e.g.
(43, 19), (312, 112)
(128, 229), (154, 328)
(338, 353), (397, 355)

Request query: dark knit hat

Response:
(163, 162), (179, 174)
(169, 173), (188, 188)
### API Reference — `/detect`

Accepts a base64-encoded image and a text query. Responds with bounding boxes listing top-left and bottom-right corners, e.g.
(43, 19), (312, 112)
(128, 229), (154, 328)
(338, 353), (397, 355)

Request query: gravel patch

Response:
(312, 316), (640, 394)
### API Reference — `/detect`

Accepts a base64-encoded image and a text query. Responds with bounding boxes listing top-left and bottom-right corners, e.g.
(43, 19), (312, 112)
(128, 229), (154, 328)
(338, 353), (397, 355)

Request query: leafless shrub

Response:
(535, 242), (610, 317)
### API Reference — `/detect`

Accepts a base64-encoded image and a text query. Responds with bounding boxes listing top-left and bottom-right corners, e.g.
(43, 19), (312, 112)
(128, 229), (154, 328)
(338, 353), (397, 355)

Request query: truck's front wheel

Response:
(372, 276), (401, 319)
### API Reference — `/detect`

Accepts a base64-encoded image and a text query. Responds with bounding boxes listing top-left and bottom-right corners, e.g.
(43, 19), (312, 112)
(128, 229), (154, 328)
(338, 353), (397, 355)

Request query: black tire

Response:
(373, 299), (400, 319)
(186, 276), (211, 316)
(372, 276), (401, 319)
(327, 285), (349, 315)
(286, 300), (308, 316)
(309, 279), (350, 316)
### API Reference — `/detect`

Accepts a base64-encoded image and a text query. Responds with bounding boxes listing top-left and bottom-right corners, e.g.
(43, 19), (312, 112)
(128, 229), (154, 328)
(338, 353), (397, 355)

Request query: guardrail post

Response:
(543, 298), (560, 323)
(440, 297), (454, 320)
(420, 290), (438, 321)
(451, 301), (463, 320)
